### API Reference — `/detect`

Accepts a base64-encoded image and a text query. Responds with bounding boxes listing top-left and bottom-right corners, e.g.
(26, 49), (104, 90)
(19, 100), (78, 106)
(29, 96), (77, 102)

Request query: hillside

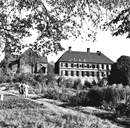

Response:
(0, 91), (128, 128)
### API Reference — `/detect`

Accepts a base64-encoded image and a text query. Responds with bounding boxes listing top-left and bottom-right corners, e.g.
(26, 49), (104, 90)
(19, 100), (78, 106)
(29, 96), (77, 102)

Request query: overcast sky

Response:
(0, 30), (130, 63)
(47, 30), (130, 63)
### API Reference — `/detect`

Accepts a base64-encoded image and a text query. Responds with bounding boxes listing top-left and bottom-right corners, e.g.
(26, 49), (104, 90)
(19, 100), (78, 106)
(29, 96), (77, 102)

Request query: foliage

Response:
(0, 68), (14, 83)
(108, 55), (130, 85)
(115, 102), (130, 117)
(69, 85), (126, 109)
(83, 80), (92, 89)
(13, 72), (38, 87)
(0, 94), (43, 109)
(47, 0), (130, 41)
(73, 79), (82, 90)
(0, 107), (121, 128)
(69, 90), (89, 106)
(87, 88), (103, 107)
(34, 73), (47, 83)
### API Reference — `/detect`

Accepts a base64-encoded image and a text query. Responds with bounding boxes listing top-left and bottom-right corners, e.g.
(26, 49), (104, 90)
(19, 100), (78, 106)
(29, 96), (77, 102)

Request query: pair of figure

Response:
(19, 82), (29, 98)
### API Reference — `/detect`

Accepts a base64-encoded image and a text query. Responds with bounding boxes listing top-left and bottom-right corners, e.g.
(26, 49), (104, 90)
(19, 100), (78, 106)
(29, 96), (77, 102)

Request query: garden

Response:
(0, 68), (130, 127)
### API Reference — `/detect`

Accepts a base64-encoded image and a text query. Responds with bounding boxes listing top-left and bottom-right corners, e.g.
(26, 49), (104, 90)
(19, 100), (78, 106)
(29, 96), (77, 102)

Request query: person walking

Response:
(18, 83), (21, 94)
(24, 82), (29, 98)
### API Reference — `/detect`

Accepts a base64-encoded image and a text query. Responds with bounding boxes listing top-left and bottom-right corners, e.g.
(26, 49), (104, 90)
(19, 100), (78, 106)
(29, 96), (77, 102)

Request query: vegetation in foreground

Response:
(0, 95), (122, 128)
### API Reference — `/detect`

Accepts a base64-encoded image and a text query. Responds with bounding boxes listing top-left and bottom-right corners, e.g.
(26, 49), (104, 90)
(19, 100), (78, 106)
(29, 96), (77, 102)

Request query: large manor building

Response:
(55, 47), (114, 82)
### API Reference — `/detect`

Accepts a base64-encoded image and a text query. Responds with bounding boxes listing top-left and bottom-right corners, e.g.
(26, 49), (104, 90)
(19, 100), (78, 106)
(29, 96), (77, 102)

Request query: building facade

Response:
(8, 48), (48, 74)
(55, 47), (114, 83)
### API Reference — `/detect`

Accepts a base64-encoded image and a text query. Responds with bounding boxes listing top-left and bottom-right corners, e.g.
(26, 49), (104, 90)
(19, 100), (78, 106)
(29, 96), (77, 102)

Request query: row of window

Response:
(61, 70), (109, 77)
(61, 63), (111, 70)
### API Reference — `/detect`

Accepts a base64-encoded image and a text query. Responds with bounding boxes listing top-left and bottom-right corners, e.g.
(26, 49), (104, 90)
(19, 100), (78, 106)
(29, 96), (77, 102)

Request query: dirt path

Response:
(0, 90), (129, 128)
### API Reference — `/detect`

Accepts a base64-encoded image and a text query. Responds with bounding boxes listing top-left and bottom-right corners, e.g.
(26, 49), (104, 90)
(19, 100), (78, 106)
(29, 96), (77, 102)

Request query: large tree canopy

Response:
(47, 0), (130, 39)
(108, 56), (130, 85)
(0, 0), (130, 68)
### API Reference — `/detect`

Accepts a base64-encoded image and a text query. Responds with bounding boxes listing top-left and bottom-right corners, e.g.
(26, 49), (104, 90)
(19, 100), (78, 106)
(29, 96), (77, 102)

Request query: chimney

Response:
(68, 46), (72, 52)
(97, 51), (101, 56)
(87, 48), (90, 53)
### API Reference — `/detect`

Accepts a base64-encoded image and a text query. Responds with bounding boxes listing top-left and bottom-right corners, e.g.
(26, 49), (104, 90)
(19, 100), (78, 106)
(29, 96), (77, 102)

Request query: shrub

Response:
(12, 73), (21, 83)
(0, 68), (14, 83)
(73, 79), (82, 90)
(83, 80), (92, 89)
(69, 90), (89, 106)
(0, 75), (8, 83)
(57, 76), (63, 87)
(87, 88), (103, 107)
(34, 73), (46, 83)
(115, 103), (130, 117)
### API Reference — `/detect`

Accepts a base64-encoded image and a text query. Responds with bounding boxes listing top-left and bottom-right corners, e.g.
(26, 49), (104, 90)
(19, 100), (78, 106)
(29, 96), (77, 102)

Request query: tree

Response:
(46, 63), (56, 85)
(0, 0), (66, 69)
(1, 0), (130, 71)
(47, 0), (130, 40)
(108, 56), (130, 85)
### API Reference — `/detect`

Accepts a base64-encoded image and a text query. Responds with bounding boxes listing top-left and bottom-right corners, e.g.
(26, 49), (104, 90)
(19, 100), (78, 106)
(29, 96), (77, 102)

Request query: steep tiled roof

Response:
(57, 51), (114, 64)
(22, 48), (48, 63)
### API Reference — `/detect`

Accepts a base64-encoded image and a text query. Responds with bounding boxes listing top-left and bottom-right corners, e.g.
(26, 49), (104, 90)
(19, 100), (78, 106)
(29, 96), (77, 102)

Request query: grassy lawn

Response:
(0, 93), (124, 128)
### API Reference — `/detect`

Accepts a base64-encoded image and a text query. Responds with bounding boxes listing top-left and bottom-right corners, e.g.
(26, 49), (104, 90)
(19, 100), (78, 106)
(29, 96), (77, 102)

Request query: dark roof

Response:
(22, 48), (48, 63)
(5, 48), (48, 63)
(57, 51), (114, 64)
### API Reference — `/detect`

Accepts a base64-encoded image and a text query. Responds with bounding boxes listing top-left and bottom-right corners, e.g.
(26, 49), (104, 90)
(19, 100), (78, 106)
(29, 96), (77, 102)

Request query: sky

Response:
(47, 30), (130, 63)
(0, 30), (130, 63)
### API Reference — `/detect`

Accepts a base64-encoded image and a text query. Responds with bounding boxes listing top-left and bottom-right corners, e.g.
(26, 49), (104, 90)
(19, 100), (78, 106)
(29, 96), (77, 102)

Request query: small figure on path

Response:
(19, 82), (24, 95)
(23, 82), (29, 98)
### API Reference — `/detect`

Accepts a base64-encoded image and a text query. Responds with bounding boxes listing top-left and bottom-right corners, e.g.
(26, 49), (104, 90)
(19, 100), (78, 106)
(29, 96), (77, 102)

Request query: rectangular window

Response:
(65, 70), (68, 76)
(81, 71), (84, 77)
(92, 64), (95, 69)
(86, 71), (89, 77)
(87, 64), (89, 68)
(82, 64), (84, 68)
(65, 63), (68, 67)
(71, 63), (74, 67)
(71, 71), (74, 76)
(61, 70), (63, 76)
(97, 64), (99, 69)
(77, 64), (79, 68)
(61, 63), (63, 67)
(102, 64), (104, 69)
(76, 71), (79, 76)
(92, 72), (95, 77)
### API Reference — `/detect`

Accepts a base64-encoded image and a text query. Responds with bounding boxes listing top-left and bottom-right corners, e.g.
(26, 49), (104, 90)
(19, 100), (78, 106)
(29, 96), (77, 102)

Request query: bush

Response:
(115, 103), (130, 117)
(83, 80), (92, 89)
(73, 79), (82, 90)
(0, 68), (14, 83)
(88, 88), (103, 107)
(34, 73), (46, 83)
(69, 90), (89, 106)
